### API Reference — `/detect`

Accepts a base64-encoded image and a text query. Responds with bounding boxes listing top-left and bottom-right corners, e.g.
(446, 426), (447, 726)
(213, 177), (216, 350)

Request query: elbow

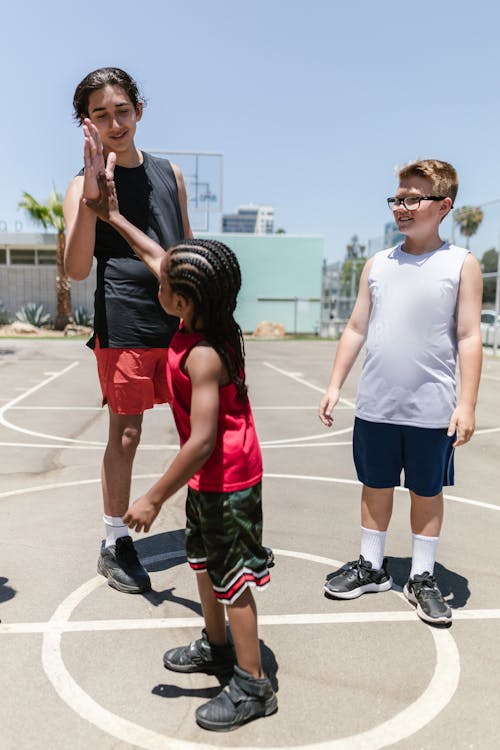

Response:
(66, 270), (88, 282)
(196, 436), (217, 464)
(64, 259), (91, 281)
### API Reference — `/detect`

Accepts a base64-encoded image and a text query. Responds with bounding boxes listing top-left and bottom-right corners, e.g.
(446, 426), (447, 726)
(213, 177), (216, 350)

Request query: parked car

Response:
(480, 309), (500, 346)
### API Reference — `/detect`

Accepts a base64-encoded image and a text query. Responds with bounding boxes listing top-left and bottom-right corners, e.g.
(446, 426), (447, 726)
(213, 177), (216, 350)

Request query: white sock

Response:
(360, 527), (387, 570)
(103, 514), (130, 548)
(410, 533), (439, 578)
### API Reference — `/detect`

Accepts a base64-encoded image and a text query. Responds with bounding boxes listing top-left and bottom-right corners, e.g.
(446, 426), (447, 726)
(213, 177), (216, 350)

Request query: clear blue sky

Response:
(2, 0), (500, 261)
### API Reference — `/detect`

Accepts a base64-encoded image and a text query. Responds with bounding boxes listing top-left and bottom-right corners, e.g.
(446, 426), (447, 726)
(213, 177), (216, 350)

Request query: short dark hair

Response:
(72, 67), (144, 125)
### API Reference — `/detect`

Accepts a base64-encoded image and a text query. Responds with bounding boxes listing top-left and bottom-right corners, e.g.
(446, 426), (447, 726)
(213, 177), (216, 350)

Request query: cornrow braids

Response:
(166, 239), (247, 400)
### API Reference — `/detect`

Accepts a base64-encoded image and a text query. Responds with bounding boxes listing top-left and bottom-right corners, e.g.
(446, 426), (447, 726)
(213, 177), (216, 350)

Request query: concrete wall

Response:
(0, 232), (324, 334)
(202, 232), (324, 333)
(0, 265), (96, 320)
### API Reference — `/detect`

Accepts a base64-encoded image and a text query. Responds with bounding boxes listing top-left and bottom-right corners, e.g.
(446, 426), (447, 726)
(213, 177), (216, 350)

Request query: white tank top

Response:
(355, 242), (469, 428)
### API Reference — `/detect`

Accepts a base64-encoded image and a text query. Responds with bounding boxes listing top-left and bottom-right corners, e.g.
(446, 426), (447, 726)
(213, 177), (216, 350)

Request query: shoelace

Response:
(354, 557), (373, 583)
(413, 576), (441, 600)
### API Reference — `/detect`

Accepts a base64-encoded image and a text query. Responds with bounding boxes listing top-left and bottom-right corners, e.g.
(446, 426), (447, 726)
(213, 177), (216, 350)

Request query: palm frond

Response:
(18, 192), (50, 230)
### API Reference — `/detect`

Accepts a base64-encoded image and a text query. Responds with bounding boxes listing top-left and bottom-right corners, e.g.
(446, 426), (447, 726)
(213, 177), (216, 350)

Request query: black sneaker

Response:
(195, 665), (277, 732)
(324, 555), (392, 599)
(403, 572), (452, 624)
(97, 537), (151, 594)
(163, 628), (235, 674)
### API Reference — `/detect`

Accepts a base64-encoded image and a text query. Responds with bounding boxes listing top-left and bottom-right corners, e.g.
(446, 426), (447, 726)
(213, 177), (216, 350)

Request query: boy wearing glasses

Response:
(319, 159), (482, 624)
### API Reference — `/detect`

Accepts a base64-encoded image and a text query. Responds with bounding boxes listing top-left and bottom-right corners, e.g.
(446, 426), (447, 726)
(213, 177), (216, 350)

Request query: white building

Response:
(222, 204), (274, 234)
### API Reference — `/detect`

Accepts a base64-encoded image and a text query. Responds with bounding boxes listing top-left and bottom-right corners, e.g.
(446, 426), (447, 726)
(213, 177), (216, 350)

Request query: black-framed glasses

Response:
(387, 196), (447, 211)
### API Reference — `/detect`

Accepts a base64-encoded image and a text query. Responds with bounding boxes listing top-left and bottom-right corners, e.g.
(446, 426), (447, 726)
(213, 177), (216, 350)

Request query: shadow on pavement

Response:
(152, 638), (279, 699)
(324, 556), (470, 610)
(386, 556), (471, 609)
(0, 576), (16, 604)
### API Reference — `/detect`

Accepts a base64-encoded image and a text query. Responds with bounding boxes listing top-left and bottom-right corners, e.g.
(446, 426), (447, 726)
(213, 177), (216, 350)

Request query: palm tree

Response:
(18, 190), (72, 330)
(453, 205), (484, 250)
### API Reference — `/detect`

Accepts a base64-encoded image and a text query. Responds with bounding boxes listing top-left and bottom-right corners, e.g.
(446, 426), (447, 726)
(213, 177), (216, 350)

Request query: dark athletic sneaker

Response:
(403, 572), (452, 625)
(195, 665), (277, 732)
(324, 555), (392, 599)
(97, 537), (151, 594)
(163, 628), (235, 674)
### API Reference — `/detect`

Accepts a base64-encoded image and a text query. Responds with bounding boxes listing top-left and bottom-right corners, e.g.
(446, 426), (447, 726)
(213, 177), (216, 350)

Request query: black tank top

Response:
(86, 152), (184, 349)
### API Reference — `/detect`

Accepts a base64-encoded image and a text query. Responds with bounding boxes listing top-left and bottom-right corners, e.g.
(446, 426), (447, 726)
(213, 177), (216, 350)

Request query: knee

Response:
(122, 424), (142, 453)
(109, 423), (142, 458)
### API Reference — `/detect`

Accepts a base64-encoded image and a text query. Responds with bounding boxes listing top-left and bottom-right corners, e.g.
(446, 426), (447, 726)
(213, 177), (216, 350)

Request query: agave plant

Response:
(0, 300), (9, 325)
(15, 303), (51, 327)
(72, 306), (94, 326)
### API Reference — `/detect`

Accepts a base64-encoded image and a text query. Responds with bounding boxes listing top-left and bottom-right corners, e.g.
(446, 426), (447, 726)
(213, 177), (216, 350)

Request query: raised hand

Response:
(84, 152), (118, 222)
(82, 118), (106, 201)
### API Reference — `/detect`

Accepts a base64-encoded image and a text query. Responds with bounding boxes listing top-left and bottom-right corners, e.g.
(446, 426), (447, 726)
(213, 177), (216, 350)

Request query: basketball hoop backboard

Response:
(145, 149), (223, 231)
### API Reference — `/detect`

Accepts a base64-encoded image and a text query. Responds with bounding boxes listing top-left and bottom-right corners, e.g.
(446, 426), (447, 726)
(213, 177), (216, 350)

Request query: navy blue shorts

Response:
(353, 417), (455, 497)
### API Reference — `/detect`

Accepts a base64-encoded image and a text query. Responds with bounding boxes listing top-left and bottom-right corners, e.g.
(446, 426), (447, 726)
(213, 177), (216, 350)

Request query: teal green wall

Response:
(202, 233), (324, 333)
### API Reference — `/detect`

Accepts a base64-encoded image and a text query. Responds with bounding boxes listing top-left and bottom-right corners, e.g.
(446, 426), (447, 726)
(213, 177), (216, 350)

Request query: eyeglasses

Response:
(387, 196), (447, 211)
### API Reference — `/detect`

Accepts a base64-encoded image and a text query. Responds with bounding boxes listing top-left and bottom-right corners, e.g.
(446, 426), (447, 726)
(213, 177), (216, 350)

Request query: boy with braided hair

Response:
(85, 144), (277, 732)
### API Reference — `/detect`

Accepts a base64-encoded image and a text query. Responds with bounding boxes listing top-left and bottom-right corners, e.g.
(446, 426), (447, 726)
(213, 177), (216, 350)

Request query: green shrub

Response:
(15, 303), (51, 327)
(72, 306), (94, 326)
(0, 300), (10, 325)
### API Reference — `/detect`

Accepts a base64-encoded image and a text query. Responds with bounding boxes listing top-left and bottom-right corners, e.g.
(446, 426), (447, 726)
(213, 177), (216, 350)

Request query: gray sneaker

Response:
(404, 572), (452, 624)
(163, 628), (235, 674)
(195, 665), (277, 731)
(324, 555), (392, 599)
(97, 537), (151, 594)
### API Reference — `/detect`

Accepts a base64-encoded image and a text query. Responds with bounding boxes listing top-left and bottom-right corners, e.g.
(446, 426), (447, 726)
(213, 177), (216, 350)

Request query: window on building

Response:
(0, 248), (6, 264)
(10, 249), (36, 265)
(37, 250), (57, 265)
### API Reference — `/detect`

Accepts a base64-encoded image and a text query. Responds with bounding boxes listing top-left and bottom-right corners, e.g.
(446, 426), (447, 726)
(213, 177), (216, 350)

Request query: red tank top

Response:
(167, 329), (263, 492)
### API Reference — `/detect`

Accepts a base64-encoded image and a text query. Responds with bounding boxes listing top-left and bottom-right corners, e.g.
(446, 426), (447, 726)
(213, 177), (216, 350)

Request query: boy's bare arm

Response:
(319, 258), (373, 426)
(63, 177), (97, 280)
(449, 253), (483, 447)
(63, 119), (105, 280)
(86, 166), (165, 280)
(123, 347), (222, 532)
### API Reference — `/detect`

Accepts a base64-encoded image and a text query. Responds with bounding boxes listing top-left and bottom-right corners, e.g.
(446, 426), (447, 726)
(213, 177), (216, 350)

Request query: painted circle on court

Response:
(41, 547), (460, 750)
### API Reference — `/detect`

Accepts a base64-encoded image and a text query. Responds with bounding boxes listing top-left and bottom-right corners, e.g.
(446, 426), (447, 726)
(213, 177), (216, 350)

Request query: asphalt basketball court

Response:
(0, 337), (499, 750)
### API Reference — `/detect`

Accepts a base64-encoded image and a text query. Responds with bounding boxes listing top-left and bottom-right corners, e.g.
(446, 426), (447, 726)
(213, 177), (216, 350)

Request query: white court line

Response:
(0, 364), (352, 448)
(262, 361), (356, 408)
(0, 474), (499, 514)
(38, 548), (461, 750)
(0, 362), (79, 419)
(8, 405), (352, 411)
(0, 440), (354, 451)
(475, 426), (500, 435)
(264, 474), (500, 513)
(261, 426), (352, 445)
(264, 441), (353, 448)
(2, 609), (500, 635)
(0, 441), (179, 451)
(0, 362), (105, 445)
(10, 406), (103, 411)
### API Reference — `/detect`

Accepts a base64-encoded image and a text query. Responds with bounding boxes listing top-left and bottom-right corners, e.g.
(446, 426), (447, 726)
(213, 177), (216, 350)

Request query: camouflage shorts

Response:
(185, 481), (270, 604)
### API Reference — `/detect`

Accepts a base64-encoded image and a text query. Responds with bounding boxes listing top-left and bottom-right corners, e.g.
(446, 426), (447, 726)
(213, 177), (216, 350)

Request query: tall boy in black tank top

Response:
(64, 68), (192, 593)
